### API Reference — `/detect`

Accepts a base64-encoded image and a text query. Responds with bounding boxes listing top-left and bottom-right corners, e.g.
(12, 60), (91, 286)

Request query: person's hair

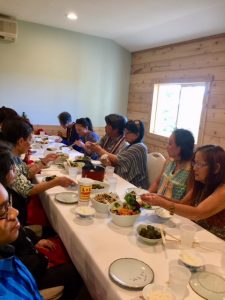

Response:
(105, 114), (127, 135)
(0, 106), (18, 124)
(191, 145), (225, 202)
(76, 118), (93, 131)
(0, 142), (14, 187)
(172, 128), (195, 161)
(125, 120), (145, 144)
(1, 118), (33, 145)
(58, 112), (72, 126)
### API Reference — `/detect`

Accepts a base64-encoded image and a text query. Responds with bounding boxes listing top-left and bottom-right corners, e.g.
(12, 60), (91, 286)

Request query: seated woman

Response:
(57, 111), (83, 151)
(93, 120), (149, 189)
(0, 158), (82, 300)
(142, 145), (225, 240)
(74, 117), (100, 159)
(149, 128), (194, 200)
(88, 114), (128, 156)
(1, 120), (75, 225)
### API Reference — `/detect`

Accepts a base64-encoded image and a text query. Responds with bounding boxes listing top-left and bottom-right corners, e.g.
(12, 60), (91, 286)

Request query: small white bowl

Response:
(180, 250), (205, 270)
(137, 224), (162, 245)
(91, 192), (119, 213)
(75, 206), (96, 218)
(143, 284), (176, 300)
(155, 208), (172, 219)
(109, 201), (141, 227)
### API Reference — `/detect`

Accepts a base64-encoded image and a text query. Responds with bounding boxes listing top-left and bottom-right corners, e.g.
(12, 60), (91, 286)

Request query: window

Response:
(150, 82), (207, 142)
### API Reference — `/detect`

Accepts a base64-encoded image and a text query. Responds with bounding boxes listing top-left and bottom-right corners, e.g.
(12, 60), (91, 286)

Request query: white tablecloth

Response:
(34, 155), (225, 300)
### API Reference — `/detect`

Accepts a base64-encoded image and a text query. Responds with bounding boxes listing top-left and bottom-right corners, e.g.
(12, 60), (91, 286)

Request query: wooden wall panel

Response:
(128, 34), (225, 152)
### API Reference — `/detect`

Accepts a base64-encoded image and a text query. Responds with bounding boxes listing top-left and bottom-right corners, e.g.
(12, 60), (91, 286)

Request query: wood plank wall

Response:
(128, 34), (225, 157)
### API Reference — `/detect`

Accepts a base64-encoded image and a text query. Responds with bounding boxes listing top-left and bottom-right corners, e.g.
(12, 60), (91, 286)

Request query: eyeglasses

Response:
(192, 161), (208, 168)
(0, 194), (12, 220)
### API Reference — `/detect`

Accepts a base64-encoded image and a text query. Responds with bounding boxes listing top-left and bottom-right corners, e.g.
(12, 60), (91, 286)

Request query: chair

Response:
(147, 152), (166, 185)
(39, 286), (64, 300)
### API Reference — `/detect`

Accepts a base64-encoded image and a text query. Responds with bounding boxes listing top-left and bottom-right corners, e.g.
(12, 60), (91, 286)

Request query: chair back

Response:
(147, 152), (166, 185)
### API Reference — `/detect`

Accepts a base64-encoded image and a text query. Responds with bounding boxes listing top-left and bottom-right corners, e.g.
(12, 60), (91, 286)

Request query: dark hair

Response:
(125, 120), (145, 144)
(105, 114), (126, 135)
(1, 118), (33, 145)
(76, 118), (93, 131)
(0, 142), (14, 187)
(173, 128), (195, 161)
(0, 106), (18, 124)
(191, 145), (225, 202)
(58, 112), (72, 126)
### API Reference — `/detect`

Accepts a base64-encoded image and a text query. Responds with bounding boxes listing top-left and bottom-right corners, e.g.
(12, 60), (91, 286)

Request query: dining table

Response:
(31, 138), (225, 300)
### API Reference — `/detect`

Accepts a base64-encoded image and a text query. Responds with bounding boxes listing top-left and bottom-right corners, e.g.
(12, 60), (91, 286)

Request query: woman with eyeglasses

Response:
(142, 145), (225, 240)
(94, 120), (149, 189)
(149, 128), (195, 200)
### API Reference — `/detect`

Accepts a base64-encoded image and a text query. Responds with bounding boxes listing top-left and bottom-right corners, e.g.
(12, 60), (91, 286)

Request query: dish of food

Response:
(75, 206), (96, 218)
(46, 147), (57, 151)
(91, 181), (109, 194)
(109, 258), (154, 290)
(42, 175), (57, 182)
(67, 160), (85, 168)
(180, 250), (204, 270)
(155, 208), (172, 219)
(92, 192), (119, 204)
(143, 284), (175, 300)
(137, 224), (162, 245)
(55, 192), (78, 204)
(189, 271), (225, 300)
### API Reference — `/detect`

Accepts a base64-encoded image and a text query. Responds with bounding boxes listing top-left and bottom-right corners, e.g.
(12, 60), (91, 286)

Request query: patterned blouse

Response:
(12, 157), (33, 198)
(157, 159), (192, 200)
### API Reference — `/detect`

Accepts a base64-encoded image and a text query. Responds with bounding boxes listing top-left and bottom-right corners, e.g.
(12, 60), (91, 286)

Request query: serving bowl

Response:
(91, 180), (110, 194)
(155, 207), (172, 219)
(136, 224), (162, 245)
(180, 250), (205, 271)
(109, 201), (141, 227)
(91, 192), (119, 213)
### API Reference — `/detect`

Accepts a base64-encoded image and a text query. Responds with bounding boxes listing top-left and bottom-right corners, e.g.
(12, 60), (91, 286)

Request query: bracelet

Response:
(169, 204), (175, 215)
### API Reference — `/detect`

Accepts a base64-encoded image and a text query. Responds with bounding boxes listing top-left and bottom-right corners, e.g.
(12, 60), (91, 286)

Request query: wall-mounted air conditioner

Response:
(0, 16), (17, 42)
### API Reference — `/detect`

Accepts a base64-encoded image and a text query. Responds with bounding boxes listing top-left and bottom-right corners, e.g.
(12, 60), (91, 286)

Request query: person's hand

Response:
(89, 143), (104, 155)
(57, 131), (63, 138)
(74, 140), (85, 148)
(54, 176), (77, 187)
(43, 153), (58, 164)
(35, 239), (56, 251)
(140, 193), (162, 206)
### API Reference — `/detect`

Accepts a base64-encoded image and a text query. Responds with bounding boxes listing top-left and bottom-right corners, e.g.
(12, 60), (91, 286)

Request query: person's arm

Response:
(28, 177), (76, 196)
(148, 160), (167, 193)
(141, 185), (225, 221)
(28, 154), (58, 178)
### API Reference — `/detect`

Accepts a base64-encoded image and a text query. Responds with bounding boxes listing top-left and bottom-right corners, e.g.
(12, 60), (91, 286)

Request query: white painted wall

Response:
(0, 21), (131, 126)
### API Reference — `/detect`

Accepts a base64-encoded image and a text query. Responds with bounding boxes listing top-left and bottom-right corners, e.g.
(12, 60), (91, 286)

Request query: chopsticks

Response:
(160, 224), (166, 246)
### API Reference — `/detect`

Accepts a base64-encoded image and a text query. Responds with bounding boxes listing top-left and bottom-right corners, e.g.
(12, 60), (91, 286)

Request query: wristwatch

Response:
(169, 204), (175, 215)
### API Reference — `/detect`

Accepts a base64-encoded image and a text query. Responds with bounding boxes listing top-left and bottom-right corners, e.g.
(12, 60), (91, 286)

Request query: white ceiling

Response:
(0, 0), (225, 52)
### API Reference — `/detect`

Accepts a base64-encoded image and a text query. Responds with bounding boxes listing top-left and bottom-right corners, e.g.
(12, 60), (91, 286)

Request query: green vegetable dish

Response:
(139, 225), (161, 239)
(124, 191), (151, 210)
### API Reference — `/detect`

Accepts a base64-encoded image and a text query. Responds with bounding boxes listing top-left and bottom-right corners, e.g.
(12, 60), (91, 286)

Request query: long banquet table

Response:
(33, 148), (225, 300)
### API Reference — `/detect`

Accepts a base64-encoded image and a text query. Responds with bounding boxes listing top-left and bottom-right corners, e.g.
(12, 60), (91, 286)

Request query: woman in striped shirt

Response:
(96, 120), (149, 189)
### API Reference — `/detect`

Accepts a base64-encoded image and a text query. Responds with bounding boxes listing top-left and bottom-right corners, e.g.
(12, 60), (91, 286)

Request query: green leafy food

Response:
(139, 225), (161, 239)
(45, 175), (56, 182)
(124, 191), (140, 212)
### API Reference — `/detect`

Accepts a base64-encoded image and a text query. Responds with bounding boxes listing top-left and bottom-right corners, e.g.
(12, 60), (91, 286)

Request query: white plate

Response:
(190, 271), (225, 300)
(75, 206), (96, 218)
(109, 258), (154, 289)
(155, 207), (172, 219)
(91, 180), (110, 194)
(143, 284), (176, 300)
(55, 192), (78, 204)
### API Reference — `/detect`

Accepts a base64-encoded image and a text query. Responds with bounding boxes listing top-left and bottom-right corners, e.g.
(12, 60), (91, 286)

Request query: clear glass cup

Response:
(107, 176), (117, 193)
(169, 265), (191, 300)
(180, 224), (197, 249)
(68, 167), (78, 179)
(105, 166), (115, 179)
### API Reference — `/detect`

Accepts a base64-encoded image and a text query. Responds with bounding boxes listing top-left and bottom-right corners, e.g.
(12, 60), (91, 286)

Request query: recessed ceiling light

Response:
(66, 12), (78, 20)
